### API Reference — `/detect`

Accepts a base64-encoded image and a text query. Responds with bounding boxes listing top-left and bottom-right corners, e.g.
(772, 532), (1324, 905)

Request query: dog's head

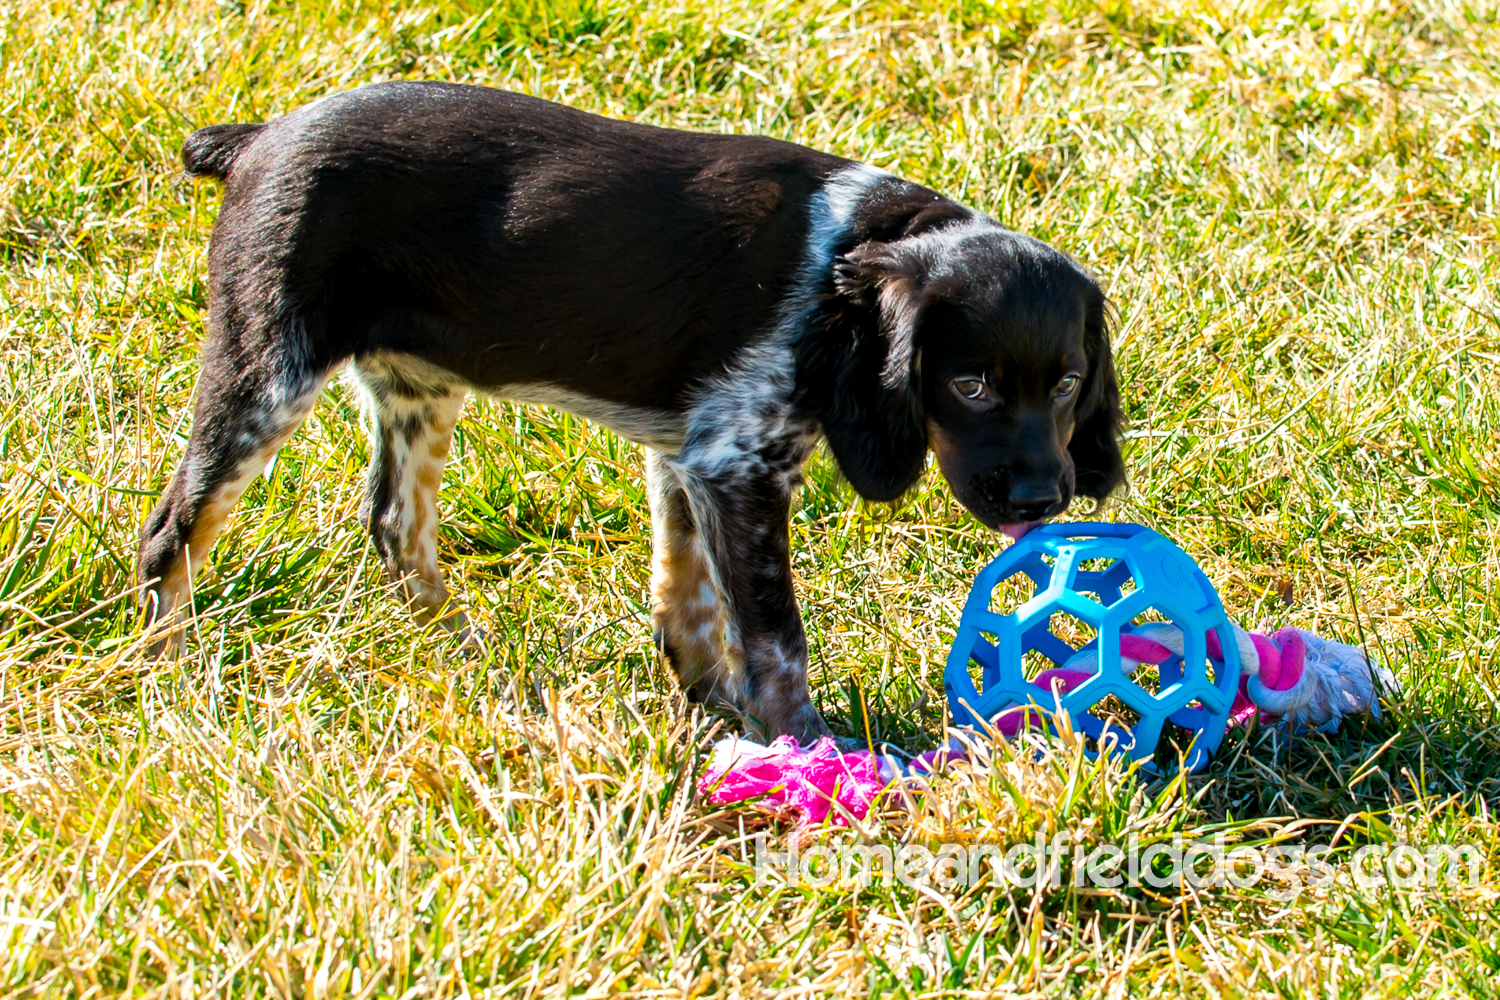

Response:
(807, 221), (1123, 530)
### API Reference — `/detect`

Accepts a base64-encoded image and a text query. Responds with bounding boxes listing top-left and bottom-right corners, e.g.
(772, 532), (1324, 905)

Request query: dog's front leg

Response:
(670, 454), (831, 745)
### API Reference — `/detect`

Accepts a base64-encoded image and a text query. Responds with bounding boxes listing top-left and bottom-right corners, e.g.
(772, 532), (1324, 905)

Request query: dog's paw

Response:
(757, 702), (833, 747)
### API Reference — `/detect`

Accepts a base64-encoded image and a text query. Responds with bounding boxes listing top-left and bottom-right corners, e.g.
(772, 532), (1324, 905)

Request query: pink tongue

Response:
(1002, 522), (1042, 541)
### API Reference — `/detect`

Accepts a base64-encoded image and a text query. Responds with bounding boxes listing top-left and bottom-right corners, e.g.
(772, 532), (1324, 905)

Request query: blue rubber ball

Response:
(943, 522), (1242, 774)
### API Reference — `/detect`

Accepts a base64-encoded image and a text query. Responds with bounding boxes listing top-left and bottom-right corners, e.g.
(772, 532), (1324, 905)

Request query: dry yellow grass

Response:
(3, 0), (1500, 995)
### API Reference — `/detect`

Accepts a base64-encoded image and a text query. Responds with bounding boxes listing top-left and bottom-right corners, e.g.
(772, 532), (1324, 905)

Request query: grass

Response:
(3, 0), (1500, 994)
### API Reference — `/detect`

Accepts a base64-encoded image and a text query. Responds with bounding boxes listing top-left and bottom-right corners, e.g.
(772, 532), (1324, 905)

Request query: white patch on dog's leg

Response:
(646, 448), (745, 705)
(402, 393), (467, 625)
(353, 356), (471, 633)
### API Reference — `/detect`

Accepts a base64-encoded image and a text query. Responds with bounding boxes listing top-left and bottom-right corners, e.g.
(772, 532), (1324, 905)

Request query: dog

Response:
(138, 81), (1123, 743)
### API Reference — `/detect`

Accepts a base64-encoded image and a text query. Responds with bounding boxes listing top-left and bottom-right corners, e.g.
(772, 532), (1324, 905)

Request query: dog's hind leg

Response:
(350, 354), (470, 634)
(137, 333), (330, 645)
(646, 448), (745, 709)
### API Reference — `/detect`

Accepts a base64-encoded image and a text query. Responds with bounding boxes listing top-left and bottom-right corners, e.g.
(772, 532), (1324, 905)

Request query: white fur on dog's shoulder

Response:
(673, 162), (892, 480)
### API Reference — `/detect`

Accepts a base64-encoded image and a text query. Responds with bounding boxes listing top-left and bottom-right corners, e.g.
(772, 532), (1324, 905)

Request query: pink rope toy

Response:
(698, 623), (1392, 834)
(698, 736), (896, 832)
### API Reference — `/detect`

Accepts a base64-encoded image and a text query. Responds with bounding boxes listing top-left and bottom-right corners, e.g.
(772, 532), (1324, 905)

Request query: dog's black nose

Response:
(1010, 483), (1065, 522)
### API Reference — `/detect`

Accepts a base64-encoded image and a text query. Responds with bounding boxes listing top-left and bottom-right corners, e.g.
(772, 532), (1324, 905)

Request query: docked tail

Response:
(180, 123), (266, 180)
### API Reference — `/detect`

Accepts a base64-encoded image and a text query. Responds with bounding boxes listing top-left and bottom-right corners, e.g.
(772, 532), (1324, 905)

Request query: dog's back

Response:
(182, 82), (849, 407)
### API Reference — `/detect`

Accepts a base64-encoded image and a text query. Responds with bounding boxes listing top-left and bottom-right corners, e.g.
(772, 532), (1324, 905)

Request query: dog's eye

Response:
(951, 377), (989, 402)
(1054, 374), (1081, 399)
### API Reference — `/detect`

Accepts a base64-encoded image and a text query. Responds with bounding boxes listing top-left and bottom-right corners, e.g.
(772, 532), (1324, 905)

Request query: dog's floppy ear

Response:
(1069, 287), (1125, 500)
(801, 240), (934, 502)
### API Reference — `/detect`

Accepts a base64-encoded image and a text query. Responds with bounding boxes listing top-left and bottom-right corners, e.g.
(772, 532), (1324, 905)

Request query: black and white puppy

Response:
(139, 82), (1123, 742)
